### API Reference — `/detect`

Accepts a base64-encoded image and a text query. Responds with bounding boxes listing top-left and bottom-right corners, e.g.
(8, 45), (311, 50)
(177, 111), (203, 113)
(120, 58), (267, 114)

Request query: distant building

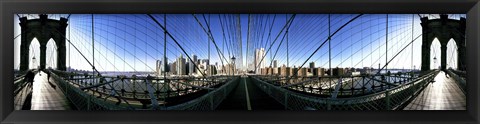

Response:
(361, 67), (373, 74)
(156, 60), (162, 76)
(268, 67), (274, 75)
(207, 65), (217, 76)
(170, 62), (177, 75)
(162, 57), (169, 74)
(309, 62), (315, 73)
(185, 62), (189, 75)
(225, 64), (235, 75)
(278, 67), (282, 75)
(332, 67), (345, 76)
(291, 66), (298, 77)
(255, 48), (266, 74)
(273, 60), (278, 68)
(273, 67), (279, 75)
(176, 54), (186, 75)
(281, 65), (290, 77)
(298, 68), (307, 77)
(313, 68), (325, 77)
(189, 54), (197, 75)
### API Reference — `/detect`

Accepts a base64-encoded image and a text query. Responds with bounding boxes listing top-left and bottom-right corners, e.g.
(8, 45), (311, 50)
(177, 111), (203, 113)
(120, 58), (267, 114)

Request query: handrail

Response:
(250, 70), (439, 110)
(50, 70), (239, 110)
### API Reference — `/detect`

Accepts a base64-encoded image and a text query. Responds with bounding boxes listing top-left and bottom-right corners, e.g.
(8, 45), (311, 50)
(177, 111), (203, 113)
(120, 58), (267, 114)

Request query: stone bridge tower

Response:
(19, 14), (68, 71)
(421, 14), (466, 71)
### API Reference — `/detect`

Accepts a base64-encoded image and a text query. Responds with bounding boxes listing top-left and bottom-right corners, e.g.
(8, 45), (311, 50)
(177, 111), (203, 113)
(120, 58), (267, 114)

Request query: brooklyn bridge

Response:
(13, 14), (466, 110)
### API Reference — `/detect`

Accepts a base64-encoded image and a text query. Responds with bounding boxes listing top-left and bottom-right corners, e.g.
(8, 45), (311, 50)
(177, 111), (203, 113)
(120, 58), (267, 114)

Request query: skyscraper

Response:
(156, 60), (162, 76)
(189, 54), (197, 75)
(170, 62), (177, 75)
(273, 60), (278, 68)
(177, 54), (186, 75)
(309, 62), (315, 73)
(163, 57), (169, 74)
(156, 57), (169, 76)
(255, 48), (265, 74)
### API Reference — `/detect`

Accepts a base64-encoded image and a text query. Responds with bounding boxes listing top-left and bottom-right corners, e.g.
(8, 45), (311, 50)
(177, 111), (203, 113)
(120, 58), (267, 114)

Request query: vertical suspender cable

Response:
(386, 14), (388, 72)
(208, 15), (211, 75)
(163, 14), (167, 108)
(411, 14), (414, 72)
(328, 14), (331, 76)
(246, 14), (250, 72)
(286, 14), (289, 67)
(92, 14), (95, 78)
(69, 16), (71, 71)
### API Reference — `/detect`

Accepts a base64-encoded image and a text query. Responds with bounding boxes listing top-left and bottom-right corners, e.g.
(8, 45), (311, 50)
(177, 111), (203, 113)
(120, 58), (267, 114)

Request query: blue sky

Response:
(14, 14), (466, 72)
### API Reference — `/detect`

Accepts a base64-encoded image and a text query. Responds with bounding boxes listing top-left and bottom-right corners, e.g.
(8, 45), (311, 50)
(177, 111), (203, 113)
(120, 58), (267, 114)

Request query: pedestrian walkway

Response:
(28, 71), (73, 110)
(403, 71), (466, 110)
(217, 77), (284, 110)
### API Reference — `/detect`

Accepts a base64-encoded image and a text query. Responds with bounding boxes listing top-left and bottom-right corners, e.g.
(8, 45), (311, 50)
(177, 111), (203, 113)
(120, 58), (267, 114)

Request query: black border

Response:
(1, 0), (479, 124)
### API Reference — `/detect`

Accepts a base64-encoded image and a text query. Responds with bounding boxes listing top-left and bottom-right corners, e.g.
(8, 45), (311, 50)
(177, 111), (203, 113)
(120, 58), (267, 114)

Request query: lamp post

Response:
(32, 56), (36, 71)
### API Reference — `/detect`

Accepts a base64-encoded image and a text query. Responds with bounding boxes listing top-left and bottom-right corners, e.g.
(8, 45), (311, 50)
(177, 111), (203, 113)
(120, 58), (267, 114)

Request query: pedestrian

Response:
(46, 70), (51, 82)
(445, 70), (449, 78)
(25, 70), (35, 85)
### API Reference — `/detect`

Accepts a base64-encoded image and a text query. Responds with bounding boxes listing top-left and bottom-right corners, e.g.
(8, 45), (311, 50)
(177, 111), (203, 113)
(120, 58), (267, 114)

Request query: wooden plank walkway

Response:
(28, 71), (73, 110)
(403, 71), (466, 110)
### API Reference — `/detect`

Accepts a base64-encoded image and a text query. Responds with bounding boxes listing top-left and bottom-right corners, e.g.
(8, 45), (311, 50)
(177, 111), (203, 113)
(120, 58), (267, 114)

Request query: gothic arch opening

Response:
(45, 39), (58, 69)
(446, 39), (458, 70)
(28, 38), (40, 70)
(430, 38), (441, 70)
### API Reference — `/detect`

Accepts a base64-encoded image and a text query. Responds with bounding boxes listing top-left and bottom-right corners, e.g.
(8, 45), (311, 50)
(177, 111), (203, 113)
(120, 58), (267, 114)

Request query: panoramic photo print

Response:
(13, 14), (466, 110)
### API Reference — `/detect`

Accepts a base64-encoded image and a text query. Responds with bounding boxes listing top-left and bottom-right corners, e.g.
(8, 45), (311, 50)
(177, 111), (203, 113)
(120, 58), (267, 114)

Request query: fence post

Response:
(385, 90), (390, 110)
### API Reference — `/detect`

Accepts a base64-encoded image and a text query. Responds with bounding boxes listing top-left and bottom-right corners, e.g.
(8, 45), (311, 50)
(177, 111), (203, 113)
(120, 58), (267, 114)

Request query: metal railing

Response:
(250, 70), (439, 110)
(49, 69), (240, 110)
(166, 77), (240, 110)
(253, 72), (420, 97)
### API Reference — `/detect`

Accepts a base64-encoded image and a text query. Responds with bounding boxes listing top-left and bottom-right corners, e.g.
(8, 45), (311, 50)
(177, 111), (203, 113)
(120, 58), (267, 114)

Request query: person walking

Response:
(25, 70), (35, 85)
(46, 70), (51, 81)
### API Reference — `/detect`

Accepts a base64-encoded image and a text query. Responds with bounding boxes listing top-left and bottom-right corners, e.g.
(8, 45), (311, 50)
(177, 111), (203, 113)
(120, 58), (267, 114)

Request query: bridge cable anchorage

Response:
(148, 14), (208, 78)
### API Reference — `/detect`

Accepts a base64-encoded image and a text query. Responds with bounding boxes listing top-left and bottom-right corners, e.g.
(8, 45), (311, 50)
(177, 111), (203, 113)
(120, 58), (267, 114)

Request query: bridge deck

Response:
(25, 71), (74, 110)
(217, 76), (284, 110)
(403, 71), (466, 110)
